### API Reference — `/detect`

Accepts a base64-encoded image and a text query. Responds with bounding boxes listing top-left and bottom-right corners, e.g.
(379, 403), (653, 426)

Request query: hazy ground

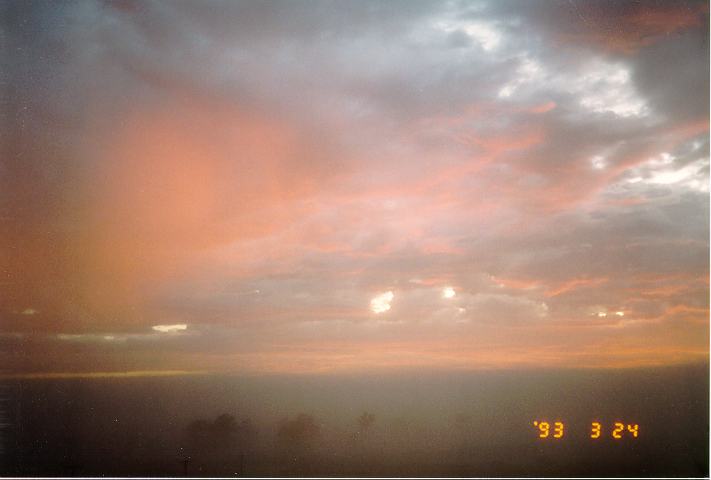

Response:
(1, 363), (708, 477)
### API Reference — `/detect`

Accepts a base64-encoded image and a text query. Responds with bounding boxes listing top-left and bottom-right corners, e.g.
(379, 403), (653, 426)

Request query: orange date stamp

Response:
(532, 420), (639, 439)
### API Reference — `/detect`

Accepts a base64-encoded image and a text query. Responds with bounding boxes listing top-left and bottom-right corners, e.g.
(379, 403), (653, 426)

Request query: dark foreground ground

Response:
(1, 363), (708, 477)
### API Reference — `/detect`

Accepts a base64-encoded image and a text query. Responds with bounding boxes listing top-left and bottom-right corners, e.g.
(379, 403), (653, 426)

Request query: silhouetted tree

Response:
(186, 414), (256, 452)
(277, 413), (320, 452)
(357, 412), (376, 433)
(276, 414), (321, 474)
(186, 419), (212, 449)
(183, 413), (257, 475)
(352, 411), (376, 447)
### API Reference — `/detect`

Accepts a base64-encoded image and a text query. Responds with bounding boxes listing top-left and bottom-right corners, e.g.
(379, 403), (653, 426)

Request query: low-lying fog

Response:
(2, 363), (707, 477)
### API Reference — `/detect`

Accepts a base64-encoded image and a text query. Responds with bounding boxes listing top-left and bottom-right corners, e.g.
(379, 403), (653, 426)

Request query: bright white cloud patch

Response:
(647, 159), (709, 191)
(370, 291), (394, 314)
(591, 155), (607, 170)
(55, 332), (151, 343)
(622, 151), (709, 192)
(152, 324), (188, 333)
(434, 19), (501, 51)
(498, 57), (543, 98)
(442, 287), (456, 299)
(21, 308), (37, 315)
(576, 62), (648, 118)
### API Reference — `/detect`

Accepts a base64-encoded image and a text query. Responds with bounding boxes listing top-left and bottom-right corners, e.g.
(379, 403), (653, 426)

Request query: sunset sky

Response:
(2, 0), (709, 376)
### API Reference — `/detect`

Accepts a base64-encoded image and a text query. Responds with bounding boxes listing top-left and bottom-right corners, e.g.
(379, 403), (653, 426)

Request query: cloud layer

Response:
(2, 0), (708, 374)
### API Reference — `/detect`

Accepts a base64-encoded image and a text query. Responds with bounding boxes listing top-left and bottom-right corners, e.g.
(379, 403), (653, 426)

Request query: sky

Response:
(1, 0), (709, 376)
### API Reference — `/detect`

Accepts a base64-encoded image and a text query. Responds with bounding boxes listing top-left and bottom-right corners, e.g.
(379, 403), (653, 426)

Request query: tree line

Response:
(181, 411), (376, 475)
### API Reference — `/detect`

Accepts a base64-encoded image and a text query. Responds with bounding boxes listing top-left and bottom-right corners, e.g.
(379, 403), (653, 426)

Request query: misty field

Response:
(2, 363), (707, 477)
